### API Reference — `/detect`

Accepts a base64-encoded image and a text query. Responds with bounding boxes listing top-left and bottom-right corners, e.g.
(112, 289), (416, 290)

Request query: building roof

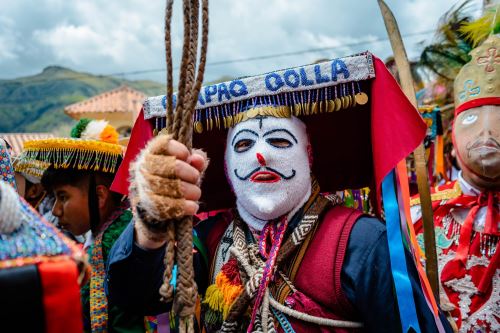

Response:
(64, 85), (147, 117)
(0, 133), (55, 156)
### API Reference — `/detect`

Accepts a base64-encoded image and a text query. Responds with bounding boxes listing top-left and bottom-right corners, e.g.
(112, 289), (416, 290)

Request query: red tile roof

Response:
(0, 133), (55, 156)
(64, 85), (147, 116)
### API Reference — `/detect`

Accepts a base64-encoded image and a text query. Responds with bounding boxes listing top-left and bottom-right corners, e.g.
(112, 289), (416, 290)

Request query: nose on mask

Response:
(224, 116), (313, 223)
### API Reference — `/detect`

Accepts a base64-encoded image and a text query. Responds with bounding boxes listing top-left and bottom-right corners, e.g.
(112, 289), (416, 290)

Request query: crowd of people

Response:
(0, 3), (498, 333)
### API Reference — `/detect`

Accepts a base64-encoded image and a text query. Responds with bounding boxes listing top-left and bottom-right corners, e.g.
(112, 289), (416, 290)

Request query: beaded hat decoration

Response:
(114, 51), (427, 214)
(144, 52), (374, 133)
(454, 34), (500, 115)
(12, 156), (50, 184)
(18, 119), (123, 174)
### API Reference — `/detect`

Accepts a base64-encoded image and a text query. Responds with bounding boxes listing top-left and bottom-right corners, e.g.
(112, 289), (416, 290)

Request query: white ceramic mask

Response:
(225, 115), (312, 230)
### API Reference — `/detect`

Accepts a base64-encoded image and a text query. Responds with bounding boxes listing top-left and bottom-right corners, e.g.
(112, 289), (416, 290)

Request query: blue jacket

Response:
(105, 215), (452, 332)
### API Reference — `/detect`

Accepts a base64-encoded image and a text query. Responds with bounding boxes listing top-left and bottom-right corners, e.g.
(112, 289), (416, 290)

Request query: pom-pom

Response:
(70, 118), (92, 138)
(80, 120), (118, 144)
(99, 124), (119, 144)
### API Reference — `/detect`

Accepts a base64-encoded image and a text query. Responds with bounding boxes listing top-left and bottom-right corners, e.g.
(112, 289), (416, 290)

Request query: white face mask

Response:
(225, 115), (312, 230)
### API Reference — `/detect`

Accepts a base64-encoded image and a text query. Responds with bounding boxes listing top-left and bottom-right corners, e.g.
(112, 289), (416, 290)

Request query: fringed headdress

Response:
(121, 52), (423, 213)
(144, 53), (374, 133)
(18, 119), (122, 175)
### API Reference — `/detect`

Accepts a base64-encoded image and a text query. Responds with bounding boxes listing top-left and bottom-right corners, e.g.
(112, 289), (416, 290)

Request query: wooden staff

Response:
(378, 0), (440, 301)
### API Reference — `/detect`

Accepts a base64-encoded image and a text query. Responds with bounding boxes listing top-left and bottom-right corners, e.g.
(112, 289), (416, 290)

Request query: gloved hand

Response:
(129, 134), (207, 244)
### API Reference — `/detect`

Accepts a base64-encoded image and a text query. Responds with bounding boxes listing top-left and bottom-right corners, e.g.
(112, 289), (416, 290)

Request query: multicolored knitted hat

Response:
(0, 138), (16, 188)
(0, 179), (88, 332)
(18, 119), (122, 175)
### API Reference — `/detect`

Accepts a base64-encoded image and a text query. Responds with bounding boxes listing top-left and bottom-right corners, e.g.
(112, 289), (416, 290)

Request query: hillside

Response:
(0, 66), (165, 133)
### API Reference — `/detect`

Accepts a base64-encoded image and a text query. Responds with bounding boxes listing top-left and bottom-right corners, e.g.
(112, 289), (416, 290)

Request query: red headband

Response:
(455, 97), (500, 116)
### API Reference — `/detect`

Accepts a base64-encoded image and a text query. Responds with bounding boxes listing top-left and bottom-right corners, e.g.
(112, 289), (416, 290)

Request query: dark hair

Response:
(41, 167), (121, 205)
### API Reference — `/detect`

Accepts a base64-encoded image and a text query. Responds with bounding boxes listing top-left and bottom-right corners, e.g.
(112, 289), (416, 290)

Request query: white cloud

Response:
(0, 0), (469, 81)
(34, 25), (108, 64)
(0, 16), (23, 61)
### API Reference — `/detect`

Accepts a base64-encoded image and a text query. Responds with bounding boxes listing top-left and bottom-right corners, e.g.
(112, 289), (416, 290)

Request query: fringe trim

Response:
(12, 158), (50, 180)
(153, 83), (369, 134)
(203, 269), (244, 322)
(21, 138), (122, 173)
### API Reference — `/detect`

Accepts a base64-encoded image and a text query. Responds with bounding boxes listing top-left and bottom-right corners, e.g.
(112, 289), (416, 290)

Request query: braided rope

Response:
(164, 0), (174, 133)
(171, 0), (191, 138)
(159, 0), (209, 331)
(231, 243), (362, 329)
(159, 222), (175, 301)
(268, 296), (363, 328)
(178, 0), (198, 146)
(159, 0), (176, 302)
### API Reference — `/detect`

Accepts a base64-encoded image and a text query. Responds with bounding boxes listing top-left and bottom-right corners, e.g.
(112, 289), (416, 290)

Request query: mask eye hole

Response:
(234, 139), (255, 152)
(461, 113), (478, 125)
(266, 138), (293, 148)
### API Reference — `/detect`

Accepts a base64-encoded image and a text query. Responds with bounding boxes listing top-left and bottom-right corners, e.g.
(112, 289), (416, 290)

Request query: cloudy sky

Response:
(0, 0), (479, 84)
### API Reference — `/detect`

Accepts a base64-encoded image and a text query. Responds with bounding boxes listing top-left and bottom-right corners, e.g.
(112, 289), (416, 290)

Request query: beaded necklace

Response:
(90, 201), (130, 332)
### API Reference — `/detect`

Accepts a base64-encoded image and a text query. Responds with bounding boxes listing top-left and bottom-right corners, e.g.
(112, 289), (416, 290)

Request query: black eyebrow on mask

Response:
(231, 129), (259, 146)
(262, 128), (298, 143)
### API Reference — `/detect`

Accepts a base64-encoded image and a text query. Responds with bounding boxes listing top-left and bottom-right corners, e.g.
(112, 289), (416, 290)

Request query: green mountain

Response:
(0, 66), (165, 133)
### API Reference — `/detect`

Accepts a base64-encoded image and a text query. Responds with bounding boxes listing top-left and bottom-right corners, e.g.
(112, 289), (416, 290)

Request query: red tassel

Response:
(483, 192), (499, 235)
(221, 258), (242, 285)
(455, 206), (479, 264)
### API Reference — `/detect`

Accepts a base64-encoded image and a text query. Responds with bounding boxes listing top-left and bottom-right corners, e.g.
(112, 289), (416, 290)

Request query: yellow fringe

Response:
(23, 138), (122, 155)
(215, 272), (243, 307)
(203, 270), (244, 320)
(193, 95), (367, 134)
(204, 284), (226, 312)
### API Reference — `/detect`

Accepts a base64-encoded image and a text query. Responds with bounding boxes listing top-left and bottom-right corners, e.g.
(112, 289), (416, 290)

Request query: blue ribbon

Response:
(169, 264), (178, 291)
(382, 170), (421, 333)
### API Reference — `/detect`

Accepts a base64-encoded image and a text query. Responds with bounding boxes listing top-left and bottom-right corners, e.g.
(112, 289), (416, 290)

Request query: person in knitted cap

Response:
(411, 15), (500, 332)
(18, 118), (153, 332)
(107, 53), (453, 332)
